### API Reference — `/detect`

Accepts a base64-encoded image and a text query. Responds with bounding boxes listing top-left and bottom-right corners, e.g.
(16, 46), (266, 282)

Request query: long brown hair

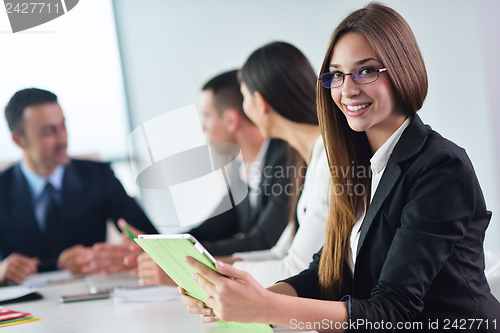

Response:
(317, 2), (428, 299)
(241, 41), (318, 225)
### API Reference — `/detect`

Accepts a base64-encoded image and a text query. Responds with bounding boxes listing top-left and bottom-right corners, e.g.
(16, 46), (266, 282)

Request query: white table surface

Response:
(3, 279), (301, 333)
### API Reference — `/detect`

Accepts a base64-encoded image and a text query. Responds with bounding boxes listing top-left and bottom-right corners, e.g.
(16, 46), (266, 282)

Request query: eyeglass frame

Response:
(318, 67), (387, 89)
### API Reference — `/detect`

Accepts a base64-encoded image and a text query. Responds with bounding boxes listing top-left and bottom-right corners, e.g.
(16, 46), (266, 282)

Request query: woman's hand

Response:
(178, 287), (218, 323)
(184, 256), (272, 324)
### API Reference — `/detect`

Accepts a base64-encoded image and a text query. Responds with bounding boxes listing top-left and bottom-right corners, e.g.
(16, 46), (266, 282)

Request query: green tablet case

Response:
(135, 236), (273, 331)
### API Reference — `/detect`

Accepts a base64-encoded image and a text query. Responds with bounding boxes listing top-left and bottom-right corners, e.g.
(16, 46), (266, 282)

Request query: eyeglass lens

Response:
(320, 67), (382, 88)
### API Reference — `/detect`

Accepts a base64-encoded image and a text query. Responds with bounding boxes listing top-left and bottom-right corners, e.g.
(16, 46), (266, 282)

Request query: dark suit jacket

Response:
(189, 139), (291, 256)
(0, 159), (157, 271)
(283, 115), (500, 332)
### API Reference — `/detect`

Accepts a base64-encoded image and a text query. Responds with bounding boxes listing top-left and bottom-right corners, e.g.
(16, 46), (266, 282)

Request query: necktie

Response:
(44, 182), (60, 253)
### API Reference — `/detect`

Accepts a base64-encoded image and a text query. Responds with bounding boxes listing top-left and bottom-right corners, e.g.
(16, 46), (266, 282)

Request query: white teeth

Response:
(346, 103), (371, 112)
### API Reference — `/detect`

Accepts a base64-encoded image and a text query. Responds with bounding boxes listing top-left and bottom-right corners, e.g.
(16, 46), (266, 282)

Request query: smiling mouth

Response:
(345, 103), (372, 112)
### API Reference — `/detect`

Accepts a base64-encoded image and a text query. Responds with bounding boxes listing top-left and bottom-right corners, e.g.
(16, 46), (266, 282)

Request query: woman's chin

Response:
(346, 119), (369, 133)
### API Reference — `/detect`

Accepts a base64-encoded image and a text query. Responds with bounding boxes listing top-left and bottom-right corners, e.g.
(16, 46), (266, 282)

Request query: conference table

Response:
(3, 277), (303, 333)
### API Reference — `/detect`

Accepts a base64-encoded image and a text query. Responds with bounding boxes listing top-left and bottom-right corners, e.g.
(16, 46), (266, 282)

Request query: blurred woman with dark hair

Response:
(221, 41), (331, 288)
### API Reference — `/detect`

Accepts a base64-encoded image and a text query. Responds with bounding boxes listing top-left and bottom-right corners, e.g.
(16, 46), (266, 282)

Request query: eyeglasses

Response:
(318, 67), (387, 89)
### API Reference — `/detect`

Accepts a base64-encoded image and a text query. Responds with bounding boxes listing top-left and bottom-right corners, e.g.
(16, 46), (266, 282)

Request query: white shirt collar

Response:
(239, 139), (270, 181)
(239, 139), (270, 209)
(19, 160), (65, 200)
(370, 117), (411, 175)
(251, 139), (270, 170)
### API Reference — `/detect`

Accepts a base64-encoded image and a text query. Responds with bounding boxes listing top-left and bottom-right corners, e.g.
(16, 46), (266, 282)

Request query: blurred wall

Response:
(0, 0), (130, 163)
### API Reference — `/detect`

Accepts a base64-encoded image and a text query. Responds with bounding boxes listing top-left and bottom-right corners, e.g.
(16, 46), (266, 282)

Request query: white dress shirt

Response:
(233, 136), (329, 287)
(348, 117), (411, 273)
(240, 139), (270, 210)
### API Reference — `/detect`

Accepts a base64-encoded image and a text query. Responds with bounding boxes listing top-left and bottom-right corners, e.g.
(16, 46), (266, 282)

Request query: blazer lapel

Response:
(356, 114), (429, 257)
(230, 160), (252, 227)
(250, 141), (274, 222)
(9, 165), (46, 253)
(356, 159), (401, 256)
(250, 139), (283, 222)
(59, 161), (84, 235)
(249, 179), (263, 223)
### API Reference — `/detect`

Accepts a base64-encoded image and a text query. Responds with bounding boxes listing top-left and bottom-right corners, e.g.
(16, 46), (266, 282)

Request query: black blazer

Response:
(0, 159), (157, 271)
(189, 139), (291, 256)
(284, 115), (500, 332)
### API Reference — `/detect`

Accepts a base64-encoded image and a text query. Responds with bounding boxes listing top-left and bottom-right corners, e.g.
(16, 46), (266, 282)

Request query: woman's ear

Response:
(253, 91), (270, 118)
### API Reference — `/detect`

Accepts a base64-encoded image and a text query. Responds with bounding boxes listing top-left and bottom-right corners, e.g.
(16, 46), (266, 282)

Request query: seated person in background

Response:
(0, 88), (157, 284)
(124, 70), (295, 282)
(130, 44), (329, 288)
(188, 70), (292, 256)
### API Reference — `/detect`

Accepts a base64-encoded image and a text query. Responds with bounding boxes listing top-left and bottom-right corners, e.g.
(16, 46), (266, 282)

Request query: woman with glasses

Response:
(180, 3), (500, 331)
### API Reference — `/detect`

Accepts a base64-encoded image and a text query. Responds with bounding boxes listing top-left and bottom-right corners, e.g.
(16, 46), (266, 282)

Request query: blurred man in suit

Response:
(0, 88), (157, 284)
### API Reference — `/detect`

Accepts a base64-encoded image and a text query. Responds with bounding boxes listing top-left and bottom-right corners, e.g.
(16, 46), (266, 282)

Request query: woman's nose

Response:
(341, 74), (361, 99)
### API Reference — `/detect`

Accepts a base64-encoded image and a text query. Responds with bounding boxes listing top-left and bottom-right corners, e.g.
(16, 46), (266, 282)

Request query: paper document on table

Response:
(113, 286), (181, 302)
(0, 317), (41, 328)
(21, 270), (77, 287)
(0, 286), (38, 303)
(0, 307), (40, 328)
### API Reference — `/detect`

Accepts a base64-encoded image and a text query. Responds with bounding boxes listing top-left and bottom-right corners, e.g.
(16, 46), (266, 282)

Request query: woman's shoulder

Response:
(308, 136), (330, 181)
(396, 115), (474, 174)
(403, 123), (477, 181)
(309, 136), (328, 166)
(425, 126), (467, 157)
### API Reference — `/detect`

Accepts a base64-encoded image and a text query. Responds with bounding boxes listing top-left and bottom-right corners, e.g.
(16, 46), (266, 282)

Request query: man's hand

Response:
(136, 252), (176, 286)
(79, 243), (134, 275)
(57, 244), (89, 275)
(0, 253), (39, 284)
(78, 218), (148, 275)
(117, 218), (142, 243)
(123, 243), (143, 275)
